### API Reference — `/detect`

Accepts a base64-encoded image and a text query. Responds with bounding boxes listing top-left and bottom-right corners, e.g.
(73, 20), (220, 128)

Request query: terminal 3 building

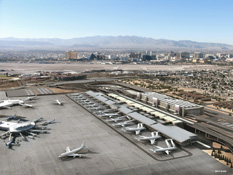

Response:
(137, 92), (204, 117)
(69, 91), (198, 146)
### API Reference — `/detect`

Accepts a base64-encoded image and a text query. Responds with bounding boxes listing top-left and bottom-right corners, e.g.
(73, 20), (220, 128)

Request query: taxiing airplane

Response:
(58, 142), (87, 158)
(122, 123), (146, 135)
(150, 139), (176, 155)
(136, 132), (161, 144)
(55, 100), (63, 105)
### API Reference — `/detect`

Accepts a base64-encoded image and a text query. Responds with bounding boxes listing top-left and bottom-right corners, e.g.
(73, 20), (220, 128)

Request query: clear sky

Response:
(0, 0), (233, 44)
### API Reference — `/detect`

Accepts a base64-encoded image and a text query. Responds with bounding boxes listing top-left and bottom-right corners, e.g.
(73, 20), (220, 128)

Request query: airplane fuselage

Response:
(138, 135), (161, 141)
(58, 144), (85, 158)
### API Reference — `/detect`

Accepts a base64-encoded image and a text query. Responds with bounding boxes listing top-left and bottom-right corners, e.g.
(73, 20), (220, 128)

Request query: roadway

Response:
(0, 94), (232, 175)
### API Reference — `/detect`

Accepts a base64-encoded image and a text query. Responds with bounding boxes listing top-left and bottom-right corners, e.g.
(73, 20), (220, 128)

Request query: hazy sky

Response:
(0, 0), (233, 44)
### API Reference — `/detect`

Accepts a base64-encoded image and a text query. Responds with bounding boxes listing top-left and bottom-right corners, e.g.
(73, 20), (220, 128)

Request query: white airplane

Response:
(136, 132), (161, 144)
(26, 96), (37, 101)
(90, 107), (106, 111)
(55, 100), (63, 105)
(98, 113), (119, 118)
(150, 139), (176, 155)
(122, 123), (146, 135)
(106, 115), (130, 122)
(0, 99), (32, 109)
(41, 119), (55, 126)
(112, 119), (135, 127)
(58, 142), (87, 158)
(22, 104), (34, 108)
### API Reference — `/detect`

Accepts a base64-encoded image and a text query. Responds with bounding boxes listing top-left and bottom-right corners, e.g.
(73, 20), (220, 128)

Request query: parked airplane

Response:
(0, 99), (33, 109)
(22, 104), (34, 108)
(58, 142), (87, 158)
(0, 117), (50, 148)
(98, 113), (119, 118)
(7, 114), (17, 121)
(122, 123), (146, 135)
(136, 132), (161, 144)
(150, 139), (176, 155)
(26, 96), (37, 101)
(106, 115), (130, 122)
(112, 119), (135, 127)
(41, 119), (55, 126)
(55, 100), (63, 105)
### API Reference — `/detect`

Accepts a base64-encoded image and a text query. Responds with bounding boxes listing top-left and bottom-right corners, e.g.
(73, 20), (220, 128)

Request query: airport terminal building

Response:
(69, 91), (198, 146)
(137, 92), (204, 117)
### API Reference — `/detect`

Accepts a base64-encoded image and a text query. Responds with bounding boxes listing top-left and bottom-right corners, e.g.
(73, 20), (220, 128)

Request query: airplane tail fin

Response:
(165, 139), (172, 148)
(170, 139), (176, 148)
(137, 123), (143, 128)
(81, 141), (86, 148)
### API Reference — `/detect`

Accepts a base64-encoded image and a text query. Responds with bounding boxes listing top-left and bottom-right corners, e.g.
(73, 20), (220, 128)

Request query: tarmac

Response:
(0, 94), (232, 175)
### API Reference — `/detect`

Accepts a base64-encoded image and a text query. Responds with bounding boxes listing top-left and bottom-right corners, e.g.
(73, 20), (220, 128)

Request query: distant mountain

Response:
(0, 36), (232, 51)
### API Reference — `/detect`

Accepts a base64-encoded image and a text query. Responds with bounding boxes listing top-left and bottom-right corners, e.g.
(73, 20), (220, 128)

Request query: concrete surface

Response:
(0, 94), (232, 175)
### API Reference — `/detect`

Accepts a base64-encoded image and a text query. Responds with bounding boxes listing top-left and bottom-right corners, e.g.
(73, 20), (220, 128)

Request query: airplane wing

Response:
(23, 104), (33, 108)
(66, 146), (70, 153)
(154, 145), (163, 149)
(68, 153), (83, 158)
(0, 103), (11, 109)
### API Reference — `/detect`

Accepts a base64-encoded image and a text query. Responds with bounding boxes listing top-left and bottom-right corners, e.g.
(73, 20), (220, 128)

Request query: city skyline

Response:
(1, 0), (233, 44)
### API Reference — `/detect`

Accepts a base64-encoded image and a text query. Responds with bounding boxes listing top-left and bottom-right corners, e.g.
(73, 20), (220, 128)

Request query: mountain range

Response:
(0, 36), (232, 51)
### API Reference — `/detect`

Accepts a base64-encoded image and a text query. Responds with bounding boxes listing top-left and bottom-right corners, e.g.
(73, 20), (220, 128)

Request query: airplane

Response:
(0, 117), (50, 148)
(94, 109), (116, 114)
(0, 99), (33, 109)
(112, 119), (135, 127)
(106, 115), (130, 122)
(0, 99), (24, 109)
(55, 100), (63, 105)
(89, 107), (106, 111)
(22, 104), (34, 108)
(25, 96), (37, 101)
(122, 123), (146, 135)
(7, 114), (17, 121)
(98, 113), (120, 118)
(41, 119), (55, 126)
(150, 139), (176, 155)
(58, 142), (87, 159)
(5, 133), (13, 147)
(136, 132), (161, 144)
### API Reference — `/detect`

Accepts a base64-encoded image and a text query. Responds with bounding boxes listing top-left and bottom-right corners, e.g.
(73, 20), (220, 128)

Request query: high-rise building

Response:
(66, 51), (78, 59)
(194, 52), (204, 59)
